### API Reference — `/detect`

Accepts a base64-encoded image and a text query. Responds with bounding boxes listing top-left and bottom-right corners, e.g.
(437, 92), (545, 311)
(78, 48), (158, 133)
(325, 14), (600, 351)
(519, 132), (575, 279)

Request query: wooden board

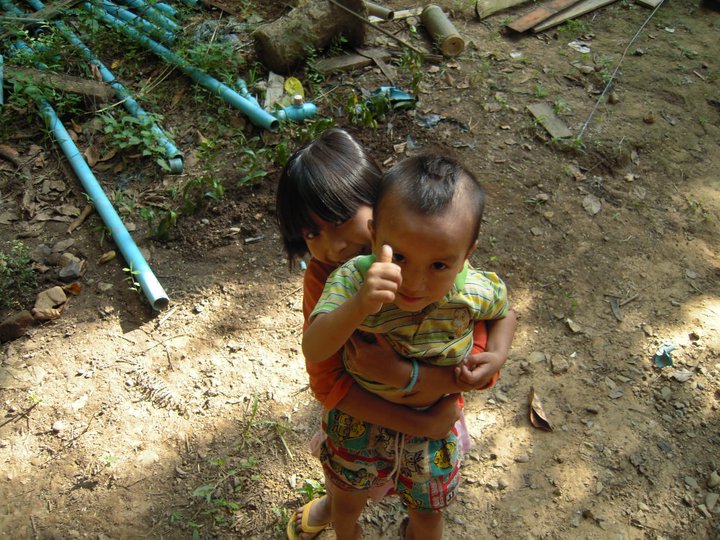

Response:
(533, 0), (618, 32)
(4, 66), (115, 100)
(507, 0), (581, 33)
(636, 0), (662, 6)
(314, 48), (392, 74)
(475, 0), (530, 19)
(527, 102), (573, 139)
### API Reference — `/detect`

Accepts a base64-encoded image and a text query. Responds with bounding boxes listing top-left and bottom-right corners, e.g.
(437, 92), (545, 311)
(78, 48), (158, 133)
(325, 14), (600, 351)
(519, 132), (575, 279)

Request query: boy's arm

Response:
(303, 297), (368, 363)
(336, 382), (460, 440)
(303, 245), (401, 363)
(456, 308), (517, 387)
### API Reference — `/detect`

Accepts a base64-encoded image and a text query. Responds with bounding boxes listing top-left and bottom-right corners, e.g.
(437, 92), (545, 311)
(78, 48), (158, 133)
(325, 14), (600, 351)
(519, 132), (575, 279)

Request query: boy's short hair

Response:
(376, 153), (486, 247)
(276, 128), (381, 263)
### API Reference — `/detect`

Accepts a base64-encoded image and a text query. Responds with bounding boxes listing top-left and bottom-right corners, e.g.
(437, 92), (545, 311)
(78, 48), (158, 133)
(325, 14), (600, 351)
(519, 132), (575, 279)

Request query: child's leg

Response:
(328, 482), (368, 540)
(404, 508), (443, 540)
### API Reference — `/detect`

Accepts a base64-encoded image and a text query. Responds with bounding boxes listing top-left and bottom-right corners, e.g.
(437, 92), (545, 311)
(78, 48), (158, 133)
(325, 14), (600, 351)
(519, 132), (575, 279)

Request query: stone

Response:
(705, 492), (718, 511)
(708, 471), (720, 489)
(0, 310), (35, 342)
(551, 356), (570, 374)
(528, 351), (546, 363)
(34, 286), (67, 311)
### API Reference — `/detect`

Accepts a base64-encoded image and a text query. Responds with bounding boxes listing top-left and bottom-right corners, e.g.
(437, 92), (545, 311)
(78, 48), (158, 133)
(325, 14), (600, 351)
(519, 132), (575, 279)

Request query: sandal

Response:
(286, 497), (331, 540)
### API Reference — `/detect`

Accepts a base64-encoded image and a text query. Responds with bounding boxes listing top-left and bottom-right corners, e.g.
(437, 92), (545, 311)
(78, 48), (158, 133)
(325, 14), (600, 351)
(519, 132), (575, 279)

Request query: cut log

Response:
(4, 66), (115, 100)
(532, 0), (618, 32)
(421, 4), (465, 57)
(506, 0), (581, 33)
(475, 0), (531, 19)
(253, 0), (367, 75)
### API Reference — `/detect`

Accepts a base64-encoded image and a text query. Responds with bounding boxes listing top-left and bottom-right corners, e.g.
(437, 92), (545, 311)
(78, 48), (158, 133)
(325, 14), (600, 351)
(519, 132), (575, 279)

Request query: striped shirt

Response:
(311, 254), (509, 395)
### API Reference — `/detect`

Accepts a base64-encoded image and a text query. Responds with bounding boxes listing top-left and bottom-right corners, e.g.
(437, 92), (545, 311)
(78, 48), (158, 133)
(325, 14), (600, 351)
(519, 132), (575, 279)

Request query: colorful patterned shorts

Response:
(319, 408), (462, 511)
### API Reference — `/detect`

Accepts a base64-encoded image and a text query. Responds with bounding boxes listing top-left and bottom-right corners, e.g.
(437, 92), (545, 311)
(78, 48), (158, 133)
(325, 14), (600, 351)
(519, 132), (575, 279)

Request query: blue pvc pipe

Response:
(151, 1), (176, 17)
(96, 0), (175, 44)
(83, 2), (280, 130)
(111, 0), (179, 33)
(40, 101), (169, 310)
(0, 23), (169, 310)
(9, 0), (183, 172)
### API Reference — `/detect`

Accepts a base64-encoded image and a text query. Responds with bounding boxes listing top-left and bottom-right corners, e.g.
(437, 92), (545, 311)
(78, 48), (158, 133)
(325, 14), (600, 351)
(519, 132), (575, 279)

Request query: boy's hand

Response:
(359, 244), (401, 314)
(423, 393), (461, 440)
(455, 351), (506, 390)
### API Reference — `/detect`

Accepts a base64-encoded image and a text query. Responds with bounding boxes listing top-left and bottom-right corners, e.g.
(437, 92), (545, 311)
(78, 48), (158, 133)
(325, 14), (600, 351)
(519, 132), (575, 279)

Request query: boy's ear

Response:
(465, 239), (478, 260)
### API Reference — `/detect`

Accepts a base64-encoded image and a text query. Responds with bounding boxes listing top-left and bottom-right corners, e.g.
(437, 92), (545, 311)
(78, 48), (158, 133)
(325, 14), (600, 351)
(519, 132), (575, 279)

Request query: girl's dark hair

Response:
(376, 153), (485, 248)
(276, 128), (381, 264)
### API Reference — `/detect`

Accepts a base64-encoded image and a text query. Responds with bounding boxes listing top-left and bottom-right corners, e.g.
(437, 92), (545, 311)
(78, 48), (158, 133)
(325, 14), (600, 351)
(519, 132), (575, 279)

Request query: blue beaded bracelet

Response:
(401, 359), (420, 393)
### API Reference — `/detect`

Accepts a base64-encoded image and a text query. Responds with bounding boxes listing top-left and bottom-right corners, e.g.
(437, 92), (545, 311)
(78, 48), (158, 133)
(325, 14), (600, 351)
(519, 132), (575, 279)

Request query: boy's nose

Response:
(401, 268), (424, 293)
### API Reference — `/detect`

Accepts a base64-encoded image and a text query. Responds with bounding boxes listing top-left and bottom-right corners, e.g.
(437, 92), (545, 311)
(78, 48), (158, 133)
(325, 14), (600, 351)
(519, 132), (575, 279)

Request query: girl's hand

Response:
(358, 244), (401, 314)
(422, 393), (461, 440)
(455, 351), (506, 390)
(345, 332), (409, 388)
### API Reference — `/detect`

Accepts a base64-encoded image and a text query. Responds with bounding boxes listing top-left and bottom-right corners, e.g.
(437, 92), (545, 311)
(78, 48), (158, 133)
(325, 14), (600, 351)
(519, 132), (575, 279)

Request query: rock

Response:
(59, 259), (83, 281)
(514, 454), (531, 463)
(498, 478), (509, 489)
(52, 238), (75, 252)
(0, 310), (35, 342)
(528, 351), (546, 363)
(97, 282), (114, 293)
(660, 387), (672, 401)
(708, 470), (720, 489)
(52, 420), (68, 434)
(685, 476), (700, 491)
(34, 286), (67, 311)
(551, 356), (570, 374)
(58, 252), (79, 267)
(705, 492), (718, 511)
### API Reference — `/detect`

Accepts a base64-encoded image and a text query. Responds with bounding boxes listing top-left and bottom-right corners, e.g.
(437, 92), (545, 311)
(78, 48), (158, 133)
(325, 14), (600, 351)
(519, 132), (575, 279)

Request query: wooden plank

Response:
(4, 66), (115, 100)
(475, 0), (530, 19)
(533, 0), (618, 32)
(356, 48), (397, 83)
(507, 0), (581, 33)
(527, 102), (573, 139)
(314, 49), (392, 75)
(636, 0), (662, 7)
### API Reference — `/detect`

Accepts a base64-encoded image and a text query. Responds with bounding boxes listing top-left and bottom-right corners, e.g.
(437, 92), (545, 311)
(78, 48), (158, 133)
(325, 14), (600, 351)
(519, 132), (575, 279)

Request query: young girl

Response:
(276, 128), (515, 540)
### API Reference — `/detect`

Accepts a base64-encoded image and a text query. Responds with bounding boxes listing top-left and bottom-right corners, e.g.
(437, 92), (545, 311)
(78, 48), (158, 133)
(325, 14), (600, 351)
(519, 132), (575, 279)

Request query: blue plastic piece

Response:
(274, 101), (318, 122)
(653, 344), (676, 368)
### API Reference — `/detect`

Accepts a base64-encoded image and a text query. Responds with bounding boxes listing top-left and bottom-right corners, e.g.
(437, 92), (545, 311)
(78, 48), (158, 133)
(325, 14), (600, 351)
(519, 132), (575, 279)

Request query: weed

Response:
(122, 262), (141, 292)
(101, 453), (118, 468)
(99, 113), (172, 172)
(180, 39), (246, 85)
(139, 206), (178, 240)
(0, 241), (38, 311)
(296, 478), (326, 501)
(399, 49), (425, 96)
(534, 82), (548, 98)
(682, 49), (699, 60)
(557, 18), (590, 37)
(553, 99), (572, 115)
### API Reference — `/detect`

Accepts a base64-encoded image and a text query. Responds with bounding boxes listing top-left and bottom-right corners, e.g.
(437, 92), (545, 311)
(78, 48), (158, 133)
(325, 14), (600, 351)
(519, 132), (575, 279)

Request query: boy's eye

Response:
(432, 262), (448, 270)
(392, 253), (406, 264)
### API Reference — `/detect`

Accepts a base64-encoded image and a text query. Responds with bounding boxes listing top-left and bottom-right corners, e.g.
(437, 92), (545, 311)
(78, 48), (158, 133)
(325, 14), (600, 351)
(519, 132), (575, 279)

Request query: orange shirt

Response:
(302, 258), (496, 409)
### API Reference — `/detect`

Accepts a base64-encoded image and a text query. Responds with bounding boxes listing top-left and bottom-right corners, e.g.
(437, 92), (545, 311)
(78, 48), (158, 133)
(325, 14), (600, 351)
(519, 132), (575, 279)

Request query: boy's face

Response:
(303, 205), (373, 266)
(370, 190), (477, 312)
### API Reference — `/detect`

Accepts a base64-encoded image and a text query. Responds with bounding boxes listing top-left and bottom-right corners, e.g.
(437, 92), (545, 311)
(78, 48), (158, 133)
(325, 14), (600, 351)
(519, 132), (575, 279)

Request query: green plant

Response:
(138, 206), (178, 240)
(557, 18), (590, 37)
(534, 82), (548, 98)
(181, 40), (246, 84)
(122, 262), (141, 292)
(99, 113), (171, 172)
(296, 478), (326, 501)
(0, 241), (38, 311)
(399, 49), (425, 96)
(553, 99), (571, 115)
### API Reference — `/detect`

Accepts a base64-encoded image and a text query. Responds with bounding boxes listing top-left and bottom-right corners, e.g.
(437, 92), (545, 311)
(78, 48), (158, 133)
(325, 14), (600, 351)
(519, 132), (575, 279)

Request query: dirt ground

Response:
(1, 0), (719, 538)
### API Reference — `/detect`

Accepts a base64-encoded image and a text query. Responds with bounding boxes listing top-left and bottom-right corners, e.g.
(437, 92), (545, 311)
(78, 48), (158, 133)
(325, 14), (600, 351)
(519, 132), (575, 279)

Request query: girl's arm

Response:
(336, 383), (461, 440)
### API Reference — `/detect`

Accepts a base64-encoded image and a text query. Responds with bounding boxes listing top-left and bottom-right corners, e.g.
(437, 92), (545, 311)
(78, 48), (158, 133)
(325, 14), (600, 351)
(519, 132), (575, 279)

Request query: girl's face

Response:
(304, 205), (373, 266)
